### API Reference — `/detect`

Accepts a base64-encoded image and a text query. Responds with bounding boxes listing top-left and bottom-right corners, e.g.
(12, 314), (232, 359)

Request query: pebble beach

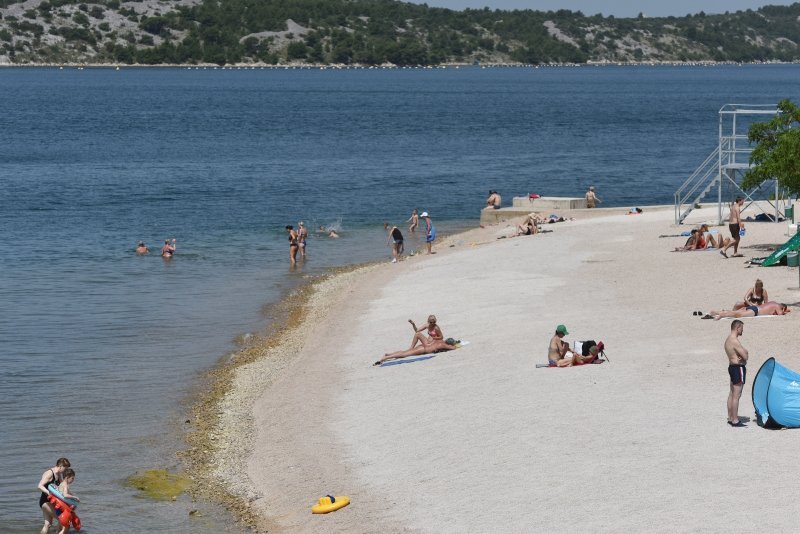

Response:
(190, 204), (800, 532)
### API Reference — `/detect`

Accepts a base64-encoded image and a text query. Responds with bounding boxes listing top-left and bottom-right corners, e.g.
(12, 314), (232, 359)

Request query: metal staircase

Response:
(674, 104), (786, 225)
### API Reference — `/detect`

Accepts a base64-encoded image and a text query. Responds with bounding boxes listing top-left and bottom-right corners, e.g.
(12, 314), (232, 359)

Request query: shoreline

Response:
(179, 221), (496, 531)
(2, 60), (799, 70)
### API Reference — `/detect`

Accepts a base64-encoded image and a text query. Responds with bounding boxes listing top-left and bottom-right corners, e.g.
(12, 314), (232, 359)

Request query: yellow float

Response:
(311, 494), (350, 514)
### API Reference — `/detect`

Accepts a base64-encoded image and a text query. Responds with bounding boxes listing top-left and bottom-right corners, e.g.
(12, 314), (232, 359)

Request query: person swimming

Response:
(161, 239), (176, 258)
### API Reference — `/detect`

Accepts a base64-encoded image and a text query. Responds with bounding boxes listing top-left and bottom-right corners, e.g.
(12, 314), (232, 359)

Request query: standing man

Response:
(724, 319), (748, 427)
(422, 212), (435, 254)
(585, 186), (601, 208)
(721, 196), (745, 258)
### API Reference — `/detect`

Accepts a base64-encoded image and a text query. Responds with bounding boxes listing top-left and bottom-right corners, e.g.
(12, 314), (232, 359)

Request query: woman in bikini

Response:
(374, 338), (458, 365)
(733, 279), (769, 311)
(285, 225), (299, 264)
(408, 315), (443, 350)
(695, 224), (731, 249)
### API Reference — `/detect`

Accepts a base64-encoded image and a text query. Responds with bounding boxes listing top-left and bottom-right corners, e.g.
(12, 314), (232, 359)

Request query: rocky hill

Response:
(1, 0), (799, 66)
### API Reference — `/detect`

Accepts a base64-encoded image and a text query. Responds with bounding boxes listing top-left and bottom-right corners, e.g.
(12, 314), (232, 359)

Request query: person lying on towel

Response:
(709, 301), (790, 320)
(374, 338), (458, 366)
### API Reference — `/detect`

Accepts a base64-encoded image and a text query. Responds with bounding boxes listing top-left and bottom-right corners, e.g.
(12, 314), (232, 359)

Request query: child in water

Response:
(56, 469), (79, 534)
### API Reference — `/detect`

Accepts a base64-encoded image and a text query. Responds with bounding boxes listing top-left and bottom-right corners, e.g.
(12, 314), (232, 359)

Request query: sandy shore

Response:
(207, 204), (800, 532)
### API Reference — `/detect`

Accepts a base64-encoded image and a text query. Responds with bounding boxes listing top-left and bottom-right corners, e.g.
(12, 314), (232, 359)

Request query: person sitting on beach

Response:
(674, 230), (698, 251)
(486, 190), (501, 209)
(708, 301), (790, 320)
(374, 337), (458, 365)
(516, 213), (540, 236)
(161, 239), (176, 258)
(733, 279), (769, 311)
(695, 224), (731, 249)
(547, 324), (576, 367)
(407, 209), (419, 233)
(135, 241), (149, 255)
(408, 316), (443, 349)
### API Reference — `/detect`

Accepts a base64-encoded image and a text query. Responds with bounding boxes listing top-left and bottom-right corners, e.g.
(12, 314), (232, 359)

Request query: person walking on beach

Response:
(161, 239), (176, 258)
(38, 457), (70, 534)
(725, 319), (748, 427)
(285, 225), (299, 264)
(387, 224), (404, 263)
(135, 241), (150, 255)
(407, 209), (419, 233)
(297, 221), (308, 259)
(422, 212), (435, 254)
(721, 197), (745, 258)
(585, 186), (601, 208)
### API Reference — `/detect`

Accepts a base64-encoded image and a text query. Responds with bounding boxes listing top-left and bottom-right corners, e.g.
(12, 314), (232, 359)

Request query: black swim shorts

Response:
(729, 223), (740, 238)
(746, 305), (759, 316)
(728, 364), (746, 385)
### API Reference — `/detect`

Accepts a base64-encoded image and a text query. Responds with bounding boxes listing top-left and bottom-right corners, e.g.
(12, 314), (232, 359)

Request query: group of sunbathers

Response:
(374, 315), (458, 366)
(674, 224), (733, 252)
(700, 278), (791, 320)
(547, 324), (601, 367)
(512, 212), (571, 237)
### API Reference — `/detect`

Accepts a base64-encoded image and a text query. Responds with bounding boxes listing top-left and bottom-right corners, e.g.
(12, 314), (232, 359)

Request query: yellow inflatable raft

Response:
(311, 495), (350, 514)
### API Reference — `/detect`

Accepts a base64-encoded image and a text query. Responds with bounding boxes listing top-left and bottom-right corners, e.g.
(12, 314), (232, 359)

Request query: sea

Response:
(1, 64), (798, 532)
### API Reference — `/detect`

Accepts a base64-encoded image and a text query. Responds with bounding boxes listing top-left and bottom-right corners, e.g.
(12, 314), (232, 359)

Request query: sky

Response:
(407, 1), (797, 18)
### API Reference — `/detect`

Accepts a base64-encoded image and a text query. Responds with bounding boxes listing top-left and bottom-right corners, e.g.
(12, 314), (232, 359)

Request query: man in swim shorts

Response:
(547, 324), (575, 367)
(724, 319), (748, 427)
(710, 301), (790, 320)
(721, 196), (744, 258)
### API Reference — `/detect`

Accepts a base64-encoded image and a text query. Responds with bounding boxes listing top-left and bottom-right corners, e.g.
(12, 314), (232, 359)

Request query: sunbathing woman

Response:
(408, 315), (443, 349)
(732, 279), (769, 311)
(674, 230), (698, 251)
(374, 338), (458, 365)
(696, 224), (731, 249)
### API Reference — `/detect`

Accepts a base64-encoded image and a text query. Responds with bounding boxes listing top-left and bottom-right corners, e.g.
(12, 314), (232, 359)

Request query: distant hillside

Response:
(1, 0), (800, 65)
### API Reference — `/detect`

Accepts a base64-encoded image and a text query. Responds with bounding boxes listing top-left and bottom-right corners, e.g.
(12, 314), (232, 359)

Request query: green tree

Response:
(743, 99), (800, 194)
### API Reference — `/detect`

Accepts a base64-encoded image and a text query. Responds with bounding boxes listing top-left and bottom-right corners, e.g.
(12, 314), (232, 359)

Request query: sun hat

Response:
(421, 212), (429, 217)
(556, 324), (569, 335)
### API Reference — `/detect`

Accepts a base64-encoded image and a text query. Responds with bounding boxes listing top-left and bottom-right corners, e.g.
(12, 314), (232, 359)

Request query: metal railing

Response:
(674, 144), (722, 224)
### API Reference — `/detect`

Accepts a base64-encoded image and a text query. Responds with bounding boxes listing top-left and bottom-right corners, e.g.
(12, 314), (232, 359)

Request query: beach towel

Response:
(377, 341), (470, 367)
(719, 315), (781, 320)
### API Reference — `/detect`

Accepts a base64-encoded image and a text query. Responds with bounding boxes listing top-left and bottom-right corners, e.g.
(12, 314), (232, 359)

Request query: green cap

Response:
(556, 324), (569, 335)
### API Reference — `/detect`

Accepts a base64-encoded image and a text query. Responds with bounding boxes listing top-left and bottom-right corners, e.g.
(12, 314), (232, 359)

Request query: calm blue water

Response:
(1, 64), (798, 532)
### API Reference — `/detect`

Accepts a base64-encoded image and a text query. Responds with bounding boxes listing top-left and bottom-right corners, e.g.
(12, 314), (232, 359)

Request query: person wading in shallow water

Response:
(297, 221), (308, 259)
(161, 238), (176, 258)
(37, 457), (71, 534)
(285, 225), (299, 264)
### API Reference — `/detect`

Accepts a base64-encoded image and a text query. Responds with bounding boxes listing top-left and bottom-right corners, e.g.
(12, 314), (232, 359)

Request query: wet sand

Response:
(197, 205), (800, 532)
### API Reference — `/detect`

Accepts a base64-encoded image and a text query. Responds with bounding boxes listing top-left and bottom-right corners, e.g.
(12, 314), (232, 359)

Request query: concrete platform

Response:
(480, 196), (587, 224)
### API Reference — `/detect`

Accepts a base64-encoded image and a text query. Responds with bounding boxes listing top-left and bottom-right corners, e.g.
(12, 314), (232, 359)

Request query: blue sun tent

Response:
(752, 358), (800, 428)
